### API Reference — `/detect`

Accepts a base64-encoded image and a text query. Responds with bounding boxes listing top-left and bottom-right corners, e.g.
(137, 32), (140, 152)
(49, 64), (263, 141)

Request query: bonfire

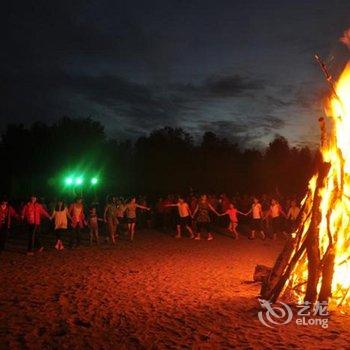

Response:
(261, 51), (350, 308)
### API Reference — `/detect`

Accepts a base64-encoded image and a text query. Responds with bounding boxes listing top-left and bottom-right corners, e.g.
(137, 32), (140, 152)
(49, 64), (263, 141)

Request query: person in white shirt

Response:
(265, 199), (286, 240)
(246, 198), (265, 240)
(51, 200), (71, 251)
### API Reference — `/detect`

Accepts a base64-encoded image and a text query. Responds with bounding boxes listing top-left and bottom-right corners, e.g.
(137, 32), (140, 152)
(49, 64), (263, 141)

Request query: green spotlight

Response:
(65, 177), (73, 185)
(76, 177), (83, 185)
(91, 177), (98, 185)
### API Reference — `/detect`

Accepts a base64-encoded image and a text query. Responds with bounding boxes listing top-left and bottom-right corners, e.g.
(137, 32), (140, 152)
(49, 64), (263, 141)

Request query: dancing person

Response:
(51, 199), (70, 251)
(165, 196), (194, 239)
(0, 197), (19, 252)
(88, 207), (102, 245)
(21, 195), (50, 255)
(265, 199), (286, 240)
(124, 197), (150, 241)
(68, 197), (86, 248)
(116, 198), (126, 237)
(246, 197), (265, 240)
(104, 196), (118, 245)
(192, 194), (219, 241)
(287, 199), (300, 234)
(219, 203), (246, 239)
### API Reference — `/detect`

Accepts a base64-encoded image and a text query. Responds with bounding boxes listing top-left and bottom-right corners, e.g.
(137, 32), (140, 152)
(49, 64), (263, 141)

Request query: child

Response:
(165, 196), (194, 239)
(51, 200), (70, 251)
(88, 207), (102, 245)
(219, 203), (246, 239)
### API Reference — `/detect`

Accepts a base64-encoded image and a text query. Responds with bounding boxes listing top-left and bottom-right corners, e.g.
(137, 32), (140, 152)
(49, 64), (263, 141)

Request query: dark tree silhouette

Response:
(0, 117), (315, 199)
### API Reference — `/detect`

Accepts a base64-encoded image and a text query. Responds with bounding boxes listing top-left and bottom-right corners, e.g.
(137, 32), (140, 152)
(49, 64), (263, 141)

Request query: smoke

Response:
(340, 28), (350, 49)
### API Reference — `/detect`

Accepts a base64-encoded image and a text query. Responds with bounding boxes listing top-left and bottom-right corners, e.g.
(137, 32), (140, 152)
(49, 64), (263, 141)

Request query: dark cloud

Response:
(1, 0), (350, 147)
(196, 115), (285, 148)
(294, 83), (328, 110)
(202, 75), (264, 97)
(1, 66), (266, 136)
(261, 115), (286, 130)
(264, 95), (295, 108)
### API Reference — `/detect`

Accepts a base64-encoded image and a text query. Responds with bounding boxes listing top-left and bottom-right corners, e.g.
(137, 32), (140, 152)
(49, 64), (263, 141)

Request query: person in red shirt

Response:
(21, 195), (50, 255)
(0, 196), (19, 252)
(219, 203), (246, 239)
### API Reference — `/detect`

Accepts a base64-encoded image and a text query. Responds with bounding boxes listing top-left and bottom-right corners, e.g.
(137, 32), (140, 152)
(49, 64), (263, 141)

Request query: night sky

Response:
(2, 0), (350, 148)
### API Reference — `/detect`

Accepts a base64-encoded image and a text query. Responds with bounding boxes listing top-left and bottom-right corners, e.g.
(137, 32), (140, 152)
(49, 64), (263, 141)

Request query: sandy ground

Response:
(1, 229), (350, 349)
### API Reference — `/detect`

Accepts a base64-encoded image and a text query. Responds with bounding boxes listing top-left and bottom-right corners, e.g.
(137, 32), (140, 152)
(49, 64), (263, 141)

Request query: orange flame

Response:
(286, 61), (350, 307)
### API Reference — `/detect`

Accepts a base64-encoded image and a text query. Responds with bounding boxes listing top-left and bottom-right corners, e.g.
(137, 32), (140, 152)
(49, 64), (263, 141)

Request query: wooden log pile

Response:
(258, 110), (341, 305)
(259, 162), (333, 304)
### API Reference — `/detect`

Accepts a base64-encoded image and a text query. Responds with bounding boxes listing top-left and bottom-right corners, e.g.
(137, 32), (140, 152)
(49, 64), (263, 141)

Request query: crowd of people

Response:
(0, 192), (301, 255)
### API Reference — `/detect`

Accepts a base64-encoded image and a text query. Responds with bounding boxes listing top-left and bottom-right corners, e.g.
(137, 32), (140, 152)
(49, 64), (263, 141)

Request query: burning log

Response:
(260, 237), (296, 300)
(319, 117), (327, 148)
(304, 162), (330, 305)
(318, 245), (335, 303)
(260, 162), (330, 303)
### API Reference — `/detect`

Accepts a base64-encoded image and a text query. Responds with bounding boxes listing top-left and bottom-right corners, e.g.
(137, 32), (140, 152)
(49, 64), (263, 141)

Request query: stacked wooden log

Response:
(259, 162), (333, 304)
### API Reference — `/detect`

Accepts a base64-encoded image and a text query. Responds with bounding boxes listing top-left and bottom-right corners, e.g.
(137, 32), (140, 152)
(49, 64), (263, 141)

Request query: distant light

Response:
(76, 177), (83, 185)
(91, 177), (98, 185)
(65, 177), (73, 185)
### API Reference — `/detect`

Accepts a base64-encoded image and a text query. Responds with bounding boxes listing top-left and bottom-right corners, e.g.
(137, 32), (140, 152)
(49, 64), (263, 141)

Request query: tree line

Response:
(0, 117), (316, 199)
